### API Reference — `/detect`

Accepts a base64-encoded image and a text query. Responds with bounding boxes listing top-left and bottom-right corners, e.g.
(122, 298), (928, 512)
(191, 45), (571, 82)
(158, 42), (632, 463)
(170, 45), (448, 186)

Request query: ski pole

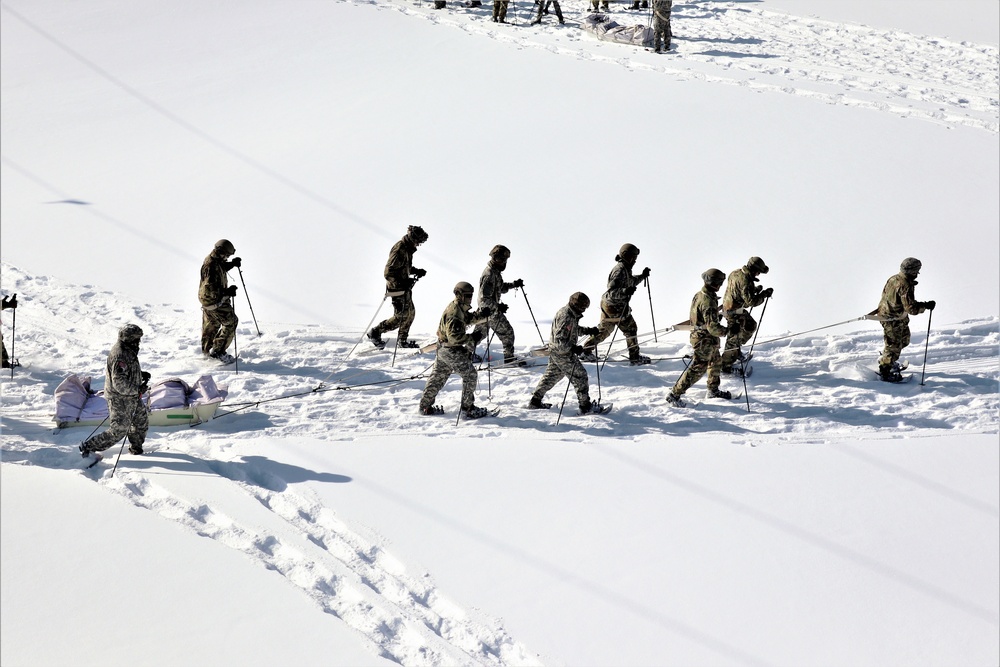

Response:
(645, 276), (657, 342)
(484, 326), (497, 399)
(82, 415), (110, 442)
(595, 339), (603, 405)
(9, 305), (15, 380)
(555, 378), (572, 426)
(390, 330), (401, 368)
(518, 286), (546, 346)
(920, 307), (933, 386)
(599, 325), (619, 373)
(232, 298), (239, 375)
(740, 356), (751, 413)
(325, 294), (390, 385)
(237, 266), (262, 336)
(746, 296), (769, 360)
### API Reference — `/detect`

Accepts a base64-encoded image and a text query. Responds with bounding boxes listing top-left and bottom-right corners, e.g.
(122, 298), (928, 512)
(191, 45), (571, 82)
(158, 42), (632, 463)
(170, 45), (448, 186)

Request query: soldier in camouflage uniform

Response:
(529, 292), (602, 413)
(419, 282), (493, 418)
(199, 239), (241, 364)
(370, 226), (429, 350)
(652, 0), (673, 52)
(667, 269), (733, 406)
(79, 324), (151, 457)
(877, 258), (935, 382)
(581, 243), (651, 365)
(472, 245), (525, 366)
(721, 256), (774, 375)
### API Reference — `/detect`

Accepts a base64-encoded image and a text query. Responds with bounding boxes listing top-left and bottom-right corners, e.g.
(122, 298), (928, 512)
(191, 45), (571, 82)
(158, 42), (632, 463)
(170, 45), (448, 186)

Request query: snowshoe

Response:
(398, 339), (420, 349)
(579, 350), (598, 363)
(210, 350), (237, 365)
(629, 355), (652, 366)
(578, 401), (613, 416)
(79, 443), (91, 458)
(877, 369), (911, 384)
(528, 397), (552, 410)
(367, 329), (386, 350)
(463, 405), (495, 419)
(723, 364), (753, 378)
(665, 392), (686, 408)
(129, 445), (144, 455)
(708, 388), (733, 400)
(419, 405), (445, 415)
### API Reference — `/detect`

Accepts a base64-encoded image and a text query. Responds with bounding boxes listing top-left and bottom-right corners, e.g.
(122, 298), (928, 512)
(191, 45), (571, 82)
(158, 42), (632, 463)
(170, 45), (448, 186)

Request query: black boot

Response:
(528, 396), (552, 409)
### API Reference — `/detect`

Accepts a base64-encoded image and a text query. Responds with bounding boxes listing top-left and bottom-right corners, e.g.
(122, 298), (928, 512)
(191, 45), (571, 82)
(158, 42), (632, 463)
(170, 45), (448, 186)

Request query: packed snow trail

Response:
(338, 0), (999, 132)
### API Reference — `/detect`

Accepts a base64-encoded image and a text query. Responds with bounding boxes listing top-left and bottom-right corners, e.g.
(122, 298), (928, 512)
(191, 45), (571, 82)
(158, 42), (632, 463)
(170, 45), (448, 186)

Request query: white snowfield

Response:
(372, 0), (1000, 133)
(2, 265), (998, 666)
(1, 0), (998, 665)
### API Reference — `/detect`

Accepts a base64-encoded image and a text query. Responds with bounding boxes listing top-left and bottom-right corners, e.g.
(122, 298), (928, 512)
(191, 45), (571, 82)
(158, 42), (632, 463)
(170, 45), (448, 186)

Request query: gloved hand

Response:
(512, 278), (524, 289)
(477, 306), (492, 319)
(639, 267), (651, 281)
(498, 303), (509, 314)
(761, 287), (774, 299)
(1, 294), (16, 309)
(571, 345), (584, 355)
(225, 285), (238, 297)
(580, 326), (599, 336)
(626, 285), (637, 297)
(230, 256), (242, 268)
(925, 300), (936, 310)
(412, 268), (427, 279)
(471, 330), (484, 345)
(141, 371), (151, 382)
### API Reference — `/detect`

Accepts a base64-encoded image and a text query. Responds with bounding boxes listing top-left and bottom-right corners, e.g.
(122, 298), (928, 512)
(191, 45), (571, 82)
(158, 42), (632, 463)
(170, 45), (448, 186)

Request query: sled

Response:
(53, 374), (227, 428)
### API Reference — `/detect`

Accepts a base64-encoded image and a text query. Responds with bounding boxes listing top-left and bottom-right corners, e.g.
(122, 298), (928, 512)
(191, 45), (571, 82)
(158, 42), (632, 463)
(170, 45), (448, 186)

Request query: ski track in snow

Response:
(348, 0), (999, 132)
(2, 264), (998, 664)
(94, 469), (541, 667)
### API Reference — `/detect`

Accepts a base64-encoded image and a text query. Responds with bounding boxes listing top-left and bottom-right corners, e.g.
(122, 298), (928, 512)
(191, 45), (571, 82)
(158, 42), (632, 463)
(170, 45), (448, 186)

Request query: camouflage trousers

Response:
(202, 301), (238, 355)
(82, 394), (148, 453)
(473, 312), (515, 359)
(374, 291), (415, 341)
(534, 0), (563, 22)
(653, 5), (672, 50)
(879, 320), (911, 368)
(420, 346), (478, 411)
(582, 302), (640, 359)
(722, 312), (757, 370)
(533, 352), (591, 408)
(672, 333), (721, 396)
(492, 0), (508, 21)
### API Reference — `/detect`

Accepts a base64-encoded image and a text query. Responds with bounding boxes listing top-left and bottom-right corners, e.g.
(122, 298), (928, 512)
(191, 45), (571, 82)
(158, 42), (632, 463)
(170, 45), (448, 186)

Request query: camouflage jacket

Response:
(437, 298), (487, 348)
(602, 261), (642, 309)
(549, 304), (584, 356)
(199, 250), (235, 307)
(878, 272), (927, 322)
(690, 287), (728, 341)
(384, 239), (421, 292)
(477, 262), (513, 309)
(723, 266), (766, 316)
(653, 0), (672, 19)
(105, 340), (143, 398)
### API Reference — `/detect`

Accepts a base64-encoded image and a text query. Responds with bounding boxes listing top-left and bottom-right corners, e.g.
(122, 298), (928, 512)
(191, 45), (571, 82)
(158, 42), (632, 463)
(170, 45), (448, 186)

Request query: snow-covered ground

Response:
(2, 0), (998, 665)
